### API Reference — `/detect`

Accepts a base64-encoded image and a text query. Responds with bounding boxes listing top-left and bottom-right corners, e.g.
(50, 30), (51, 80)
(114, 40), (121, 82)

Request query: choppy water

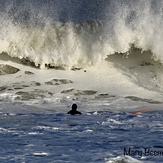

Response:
(0, 103), (163, 163)
(1, 1), (163, 162)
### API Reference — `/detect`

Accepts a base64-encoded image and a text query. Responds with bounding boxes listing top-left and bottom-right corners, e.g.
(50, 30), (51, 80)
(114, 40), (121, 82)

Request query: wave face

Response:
(0, 0), (163, 68)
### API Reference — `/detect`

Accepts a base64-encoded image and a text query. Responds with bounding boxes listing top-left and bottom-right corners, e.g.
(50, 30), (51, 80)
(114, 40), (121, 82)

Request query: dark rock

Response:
(45, 64), (65, 70)
(71, 67), (82, 71)
(0, 86), (7, 91)
(95, 93), (115, 99)
(61, 89), (97, 96)
(61, 88), (74, 93)
(31, 81), (41, 86)
(140, 62), (153, 66)
(15, 91), (45, 101)
(45, 79), (73, 85)
(125, 96), (162, 104)
(33, 89), (44, 93)
(22, 85), (29, 88)
(14, 87), (23, 90)
(34, 82), (41, 86)
(21, 58), (36, 67)
(0, 64), (20, 75)
(74, 90), (97, 96)
(82, 90), (97, 95)
(25, 71), (34, 75)
(13, 82), (29, 89)
(48, 92), (53, 95)
(7, 88), (13, 90)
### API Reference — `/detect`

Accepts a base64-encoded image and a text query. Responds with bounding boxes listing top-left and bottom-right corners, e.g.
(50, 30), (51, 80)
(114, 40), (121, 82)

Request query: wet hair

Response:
(72, 103), (77, 110)
(67, 103), (81, 115)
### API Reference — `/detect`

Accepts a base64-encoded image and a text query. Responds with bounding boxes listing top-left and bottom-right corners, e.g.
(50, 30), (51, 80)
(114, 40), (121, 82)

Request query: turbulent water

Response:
(1, 0), (163, 68)
(1, 0), (163, 163)
(0, 103), (163, 163)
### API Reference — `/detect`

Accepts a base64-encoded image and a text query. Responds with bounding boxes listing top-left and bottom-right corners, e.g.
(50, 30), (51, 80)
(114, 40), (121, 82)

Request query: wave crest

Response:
(0, 1), (163, 69)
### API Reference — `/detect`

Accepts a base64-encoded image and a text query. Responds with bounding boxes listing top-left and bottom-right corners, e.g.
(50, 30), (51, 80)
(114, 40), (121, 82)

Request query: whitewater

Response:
(0, 0), (163, 162)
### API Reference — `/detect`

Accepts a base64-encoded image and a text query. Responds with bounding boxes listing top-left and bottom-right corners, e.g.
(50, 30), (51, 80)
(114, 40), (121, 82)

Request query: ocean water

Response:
(0, 0), (163, 162)
(0, 103), (163, 163)
(1, 0), (163, 69)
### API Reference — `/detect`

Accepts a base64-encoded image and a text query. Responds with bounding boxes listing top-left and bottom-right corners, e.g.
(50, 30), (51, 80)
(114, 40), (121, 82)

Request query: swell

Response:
(0, 0), (163, 69)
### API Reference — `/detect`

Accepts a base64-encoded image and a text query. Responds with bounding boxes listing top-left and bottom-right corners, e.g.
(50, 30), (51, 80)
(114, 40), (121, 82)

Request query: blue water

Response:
(0, 1), (163, 162)
(0, 103), (163, 163)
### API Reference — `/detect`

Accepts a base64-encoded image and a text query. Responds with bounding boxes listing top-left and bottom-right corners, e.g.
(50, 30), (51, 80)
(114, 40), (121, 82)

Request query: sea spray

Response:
(0, 0), (163, 69)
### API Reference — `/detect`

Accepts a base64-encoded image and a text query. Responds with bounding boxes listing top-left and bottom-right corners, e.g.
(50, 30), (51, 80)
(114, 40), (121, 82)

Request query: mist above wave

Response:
(0, 0), (163, 69)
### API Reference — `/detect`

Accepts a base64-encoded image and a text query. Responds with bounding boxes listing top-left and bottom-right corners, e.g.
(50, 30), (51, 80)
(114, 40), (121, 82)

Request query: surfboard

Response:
(129, 108), (150, 114)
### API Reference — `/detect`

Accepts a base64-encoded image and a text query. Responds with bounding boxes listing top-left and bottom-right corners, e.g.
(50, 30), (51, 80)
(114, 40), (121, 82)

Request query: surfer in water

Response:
(67, 103), (149, 115)
(67, 103), (82, 115)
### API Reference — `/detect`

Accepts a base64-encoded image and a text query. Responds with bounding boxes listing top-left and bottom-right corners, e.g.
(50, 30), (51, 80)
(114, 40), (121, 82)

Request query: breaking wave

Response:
(0, 0), (163, 69)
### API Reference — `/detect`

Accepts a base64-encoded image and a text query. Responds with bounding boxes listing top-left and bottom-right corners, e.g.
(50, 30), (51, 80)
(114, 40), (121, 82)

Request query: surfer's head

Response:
(72, 103), (77, 111)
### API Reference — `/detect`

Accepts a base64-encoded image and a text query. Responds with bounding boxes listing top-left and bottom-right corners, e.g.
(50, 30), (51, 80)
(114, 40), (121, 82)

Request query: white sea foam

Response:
(33, 152), (50, 156)
(0, 1), (163, 69)
(0, 0), (163, 104)
(105, 156), (143, 163)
